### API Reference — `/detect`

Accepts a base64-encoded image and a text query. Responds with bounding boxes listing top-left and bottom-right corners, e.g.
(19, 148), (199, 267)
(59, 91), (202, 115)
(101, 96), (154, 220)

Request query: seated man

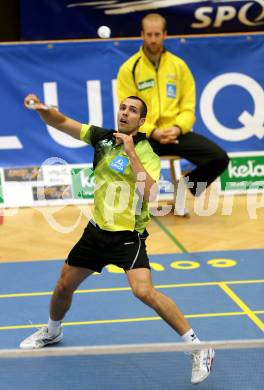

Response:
(117, 13), (229, 214)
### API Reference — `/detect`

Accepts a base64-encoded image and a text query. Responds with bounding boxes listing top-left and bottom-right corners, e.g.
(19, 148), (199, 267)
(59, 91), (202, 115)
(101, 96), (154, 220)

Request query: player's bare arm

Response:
(24, 94), (82, 140)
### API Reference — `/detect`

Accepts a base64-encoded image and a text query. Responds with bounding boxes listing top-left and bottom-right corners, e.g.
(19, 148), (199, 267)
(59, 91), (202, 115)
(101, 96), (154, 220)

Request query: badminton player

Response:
(20, 94), (214, 384)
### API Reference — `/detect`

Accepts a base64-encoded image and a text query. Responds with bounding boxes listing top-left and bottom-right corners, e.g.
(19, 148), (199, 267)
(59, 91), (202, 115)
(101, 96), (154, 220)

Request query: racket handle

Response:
(26, 100), (56, 110)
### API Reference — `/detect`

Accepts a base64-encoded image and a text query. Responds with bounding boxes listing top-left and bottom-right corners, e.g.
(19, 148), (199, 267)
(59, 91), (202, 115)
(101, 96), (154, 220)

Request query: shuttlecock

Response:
(97, 25), (111, 39)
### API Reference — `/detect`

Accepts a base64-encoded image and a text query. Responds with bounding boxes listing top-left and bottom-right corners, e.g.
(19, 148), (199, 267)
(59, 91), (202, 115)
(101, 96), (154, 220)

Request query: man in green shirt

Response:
(20, 94), (214, 385)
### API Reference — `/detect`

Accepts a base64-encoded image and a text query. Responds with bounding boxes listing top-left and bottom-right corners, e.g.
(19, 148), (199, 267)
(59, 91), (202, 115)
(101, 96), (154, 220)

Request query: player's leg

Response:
(50, 263), (93, 321)
(118, 231), (190, 334)
(20, 221), (102, 349)
(126, 267), (214, 384)
(20, 264), (93, 349)
(126, 267), (190, 335)
(149, 133), (229, 196)
(175, 132), (229, 196)
(50, 221), (106, 322)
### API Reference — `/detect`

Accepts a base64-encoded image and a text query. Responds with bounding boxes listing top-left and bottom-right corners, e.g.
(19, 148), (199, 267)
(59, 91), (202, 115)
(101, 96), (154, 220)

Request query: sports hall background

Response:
(0, 2), (263, 389)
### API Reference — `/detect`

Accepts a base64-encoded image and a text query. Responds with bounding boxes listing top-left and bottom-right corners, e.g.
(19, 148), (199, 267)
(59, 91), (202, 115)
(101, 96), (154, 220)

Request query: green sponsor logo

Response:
(71, 167), (95, 199)
(220, 155), (264, 192)
(137, 79), (155, 91)
(0, 175), (3, 203)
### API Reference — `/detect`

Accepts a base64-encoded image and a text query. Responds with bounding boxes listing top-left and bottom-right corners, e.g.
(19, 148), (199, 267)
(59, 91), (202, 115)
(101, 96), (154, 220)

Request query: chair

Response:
(160, 156), (189, 217)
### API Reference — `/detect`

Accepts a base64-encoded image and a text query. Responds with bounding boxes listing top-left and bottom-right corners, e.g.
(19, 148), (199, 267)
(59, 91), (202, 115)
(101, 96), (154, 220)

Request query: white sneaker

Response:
(20, 326), (63, 349)
(191, 348), (215, 385)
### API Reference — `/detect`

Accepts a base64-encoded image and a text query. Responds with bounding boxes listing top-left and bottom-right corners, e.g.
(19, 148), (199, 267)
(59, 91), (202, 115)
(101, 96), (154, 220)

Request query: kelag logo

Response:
(71, 167), (95, 199)
(219, 152), (264, 193)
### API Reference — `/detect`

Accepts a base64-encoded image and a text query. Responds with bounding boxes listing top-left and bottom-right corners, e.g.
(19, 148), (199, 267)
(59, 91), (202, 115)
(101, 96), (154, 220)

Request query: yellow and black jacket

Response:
(117, 46), (196, 137)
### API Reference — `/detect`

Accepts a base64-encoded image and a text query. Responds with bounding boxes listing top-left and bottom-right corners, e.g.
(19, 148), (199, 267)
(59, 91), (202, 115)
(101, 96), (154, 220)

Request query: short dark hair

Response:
(127, 96), (148, 118)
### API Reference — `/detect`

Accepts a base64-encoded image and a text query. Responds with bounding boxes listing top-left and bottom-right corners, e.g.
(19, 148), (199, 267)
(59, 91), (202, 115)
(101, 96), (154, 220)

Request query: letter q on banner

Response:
(200, 72), (264, 142)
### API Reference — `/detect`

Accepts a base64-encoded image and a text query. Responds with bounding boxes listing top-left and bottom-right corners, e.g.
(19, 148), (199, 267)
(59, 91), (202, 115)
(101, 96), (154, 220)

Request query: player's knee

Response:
(132, 284), (154, 303)
(55, 278), (75, 297)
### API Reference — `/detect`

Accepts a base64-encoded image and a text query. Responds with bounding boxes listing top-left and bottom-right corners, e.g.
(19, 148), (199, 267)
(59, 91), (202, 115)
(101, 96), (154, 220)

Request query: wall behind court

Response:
(0, 34), (263, 206)
(0, 34), (263, 167)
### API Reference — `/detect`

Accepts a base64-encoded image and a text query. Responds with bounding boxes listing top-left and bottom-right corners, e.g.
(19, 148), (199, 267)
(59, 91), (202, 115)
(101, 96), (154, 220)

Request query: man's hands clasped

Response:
(151, 126), (181, 144)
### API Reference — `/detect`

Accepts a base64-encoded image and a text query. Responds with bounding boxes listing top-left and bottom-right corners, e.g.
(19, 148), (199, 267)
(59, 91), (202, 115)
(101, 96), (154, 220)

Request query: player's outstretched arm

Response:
(24, 94), (82, 140)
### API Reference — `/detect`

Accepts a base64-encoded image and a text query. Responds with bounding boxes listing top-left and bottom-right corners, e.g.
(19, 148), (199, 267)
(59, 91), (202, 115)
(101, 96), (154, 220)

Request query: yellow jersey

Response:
(117, 47), (196, 137)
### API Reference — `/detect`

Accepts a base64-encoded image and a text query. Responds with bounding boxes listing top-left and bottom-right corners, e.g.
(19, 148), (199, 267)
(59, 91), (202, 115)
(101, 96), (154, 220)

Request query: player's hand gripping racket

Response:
(25, 97), (57, 111)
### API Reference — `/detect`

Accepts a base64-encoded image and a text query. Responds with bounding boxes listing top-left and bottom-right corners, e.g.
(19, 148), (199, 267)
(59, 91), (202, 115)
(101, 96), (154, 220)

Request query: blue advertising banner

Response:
(20, 0), (264, 40)
(0, 34), (263, 169)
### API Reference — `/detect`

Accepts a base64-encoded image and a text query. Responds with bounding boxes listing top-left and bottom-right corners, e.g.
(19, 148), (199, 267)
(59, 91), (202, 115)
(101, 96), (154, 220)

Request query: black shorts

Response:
(66, 221), (150, 273)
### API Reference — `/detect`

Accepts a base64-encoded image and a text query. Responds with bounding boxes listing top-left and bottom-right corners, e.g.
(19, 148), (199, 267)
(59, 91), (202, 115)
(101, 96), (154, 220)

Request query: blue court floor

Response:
(0, 248), (263, 389)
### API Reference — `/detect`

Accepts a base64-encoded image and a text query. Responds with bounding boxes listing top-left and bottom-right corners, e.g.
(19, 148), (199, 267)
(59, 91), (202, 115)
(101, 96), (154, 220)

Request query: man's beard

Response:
(145, 44), (161, 56)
